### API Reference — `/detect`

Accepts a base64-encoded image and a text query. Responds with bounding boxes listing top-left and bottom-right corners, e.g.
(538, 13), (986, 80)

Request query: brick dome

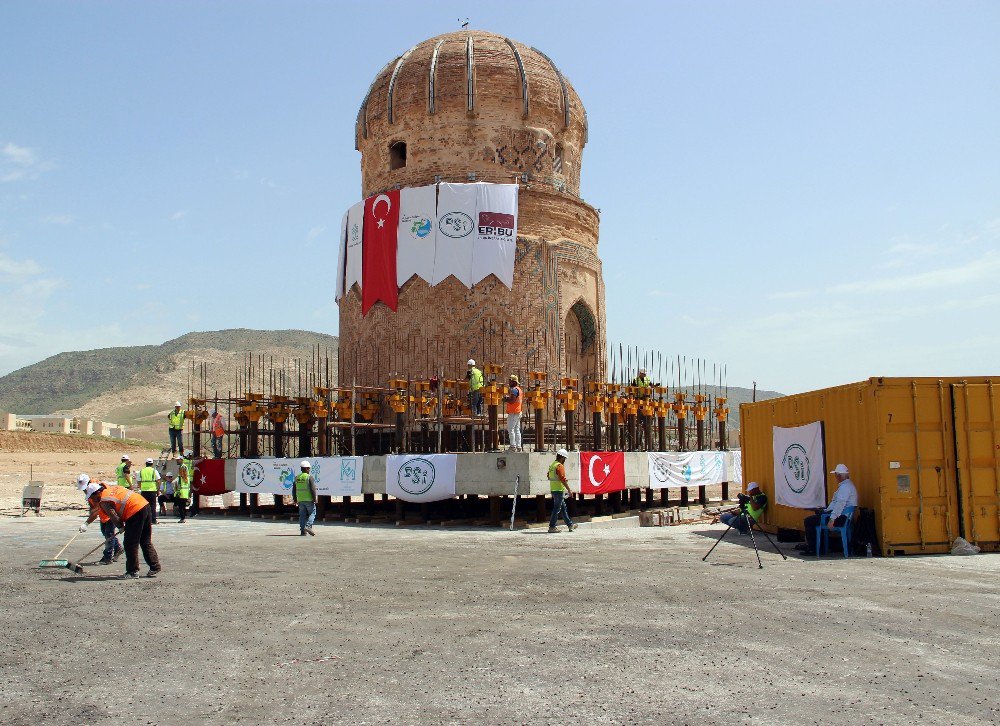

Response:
(355, 30), (589, 200)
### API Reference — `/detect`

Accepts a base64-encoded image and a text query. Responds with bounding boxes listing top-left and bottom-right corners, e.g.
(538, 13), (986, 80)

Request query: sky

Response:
(1, 1), (998, 394)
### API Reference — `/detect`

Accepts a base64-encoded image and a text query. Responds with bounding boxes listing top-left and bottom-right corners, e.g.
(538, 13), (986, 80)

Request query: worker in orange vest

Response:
(87, 480), (162, 578)
(505, 374), (523, 451)
(209, 409), (226, 459)
(76, 474), (123, 565)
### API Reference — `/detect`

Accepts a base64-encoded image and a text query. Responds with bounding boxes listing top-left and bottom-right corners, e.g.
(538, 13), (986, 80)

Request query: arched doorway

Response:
(564, 299), (598, 381)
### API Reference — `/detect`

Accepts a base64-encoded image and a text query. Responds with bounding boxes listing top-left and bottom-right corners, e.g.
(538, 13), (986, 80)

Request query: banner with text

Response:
(648, 451), (727, 489)
(386, 454), (457, 503)
(235, 457), (363, 497)
(772, 422), (826, 509)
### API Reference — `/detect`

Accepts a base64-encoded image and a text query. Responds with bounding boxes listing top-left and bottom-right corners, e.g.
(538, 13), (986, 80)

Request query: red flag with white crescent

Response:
(192, 458), (227, 496)
(362, 189), (400, 315)
(580, 451), (626, 495)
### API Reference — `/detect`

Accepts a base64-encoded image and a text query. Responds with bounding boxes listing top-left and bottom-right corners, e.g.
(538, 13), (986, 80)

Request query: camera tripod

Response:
(702, 504), (788, 569)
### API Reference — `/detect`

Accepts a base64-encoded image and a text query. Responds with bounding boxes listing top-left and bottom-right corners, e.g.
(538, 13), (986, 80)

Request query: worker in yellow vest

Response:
(115, 455), (132, 489)
(505, 374), (523, 451)
(174, 456), (191, 523)
(547, 448), (578, 533)
(167, 401), (185, 455)
(292, 460), (317, 536)
(467, 359), (484, 416)
(137, 457), (162, 525)
(178, 452), (198, 518)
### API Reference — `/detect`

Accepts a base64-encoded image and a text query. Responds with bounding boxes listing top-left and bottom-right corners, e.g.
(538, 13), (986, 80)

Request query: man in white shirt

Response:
(799, 463), (859, 554)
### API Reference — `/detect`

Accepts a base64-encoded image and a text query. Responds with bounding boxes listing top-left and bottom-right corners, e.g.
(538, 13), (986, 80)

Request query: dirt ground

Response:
(0, 432), (158, 516)
(1, 514), (997, 725)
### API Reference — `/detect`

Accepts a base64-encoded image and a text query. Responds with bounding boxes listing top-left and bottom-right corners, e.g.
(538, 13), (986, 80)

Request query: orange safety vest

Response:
(211, 415), (224, 437)
(88, 482), (111, 523)
(99, 484), (148, 521)
(505, 385), (523, 415)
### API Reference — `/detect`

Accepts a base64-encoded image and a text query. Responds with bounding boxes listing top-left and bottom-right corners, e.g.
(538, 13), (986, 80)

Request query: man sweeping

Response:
(87, 479), (162, 578)
(76, 474), (122, 565)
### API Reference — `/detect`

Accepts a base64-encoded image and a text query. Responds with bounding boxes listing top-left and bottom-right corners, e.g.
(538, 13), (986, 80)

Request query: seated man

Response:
(798, 463), (859, 554)
(719, 481), (767, 534)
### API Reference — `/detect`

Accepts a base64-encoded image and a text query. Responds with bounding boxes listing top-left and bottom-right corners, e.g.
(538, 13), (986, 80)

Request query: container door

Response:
(874, 381), (958, 553)
(952, 383), (1000, 552)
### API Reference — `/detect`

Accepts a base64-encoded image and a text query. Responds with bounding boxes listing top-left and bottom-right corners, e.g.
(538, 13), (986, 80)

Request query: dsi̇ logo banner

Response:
(771, 422), (826, 509)
(386, 454), (457, 503)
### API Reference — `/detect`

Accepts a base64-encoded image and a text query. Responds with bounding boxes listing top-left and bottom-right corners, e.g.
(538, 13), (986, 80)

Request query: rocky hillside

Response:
(0, 329), (339, 441)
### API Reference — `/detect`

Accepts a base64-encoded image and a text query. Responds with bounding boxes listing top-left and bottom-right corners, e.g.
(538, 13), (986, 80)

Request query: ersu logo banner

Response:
(234, 457), (363, 496)
(772, 422), (826, 509)
(648, 451), (726, 489)
(386, 454), (457, 503)
(472, 182), (518, 288)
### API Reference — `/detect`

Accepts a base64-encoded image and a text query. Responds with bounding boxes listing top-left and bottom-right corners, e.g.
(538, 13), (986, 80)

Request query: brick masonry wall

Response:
(340, 31), (605, 389)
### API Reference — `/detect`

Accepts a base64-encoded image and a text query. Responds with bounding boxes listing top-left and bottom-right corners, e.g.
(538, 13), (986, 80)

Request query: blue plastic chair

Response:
(816, 505), (857, 558)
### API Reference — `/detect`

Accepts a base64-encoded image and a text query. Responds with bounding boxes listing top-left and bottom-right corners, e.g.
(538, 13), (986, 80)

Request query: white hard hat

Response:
(174, 401), (182, 407)
(467, 359), (476, 366)
(82, 482), (102, 498)
(76, 473), (90, 489)
(556, 448), (569, 458)
(746, 481), (761, 491)
(146, 458), (154, 464)
(300, 460), (311, 469)
(830, 463), (849, 475)
(121, 455), (130, 462)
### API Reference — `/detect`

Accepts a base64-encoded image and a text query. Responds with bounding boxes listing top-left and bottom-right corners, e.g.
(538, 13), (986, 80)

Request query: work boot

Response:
(568, 524), (578, 532)
(98, 556), (112, 565)
(306, 527), (315, 536)
(122, 572), (139, 579)
(300, 531), (306, 536)
(547, 527), (558, 533)
(146, 569), (160, 578)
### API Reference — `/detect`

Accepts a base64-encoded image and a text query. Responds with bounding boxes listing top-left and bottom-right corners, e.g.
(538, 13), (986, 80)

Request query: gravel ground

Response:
(1, 514), (998, 725)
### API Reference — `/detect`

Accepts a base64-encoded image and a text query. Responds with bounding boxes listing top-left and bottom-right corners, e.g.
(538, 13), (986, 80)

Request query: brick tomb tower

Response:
(338, 30), (606, 387)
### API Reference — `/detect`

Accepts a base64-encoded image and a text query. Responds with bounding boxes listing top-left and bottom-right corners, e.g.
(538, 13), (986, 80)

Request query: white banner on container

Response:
(772, 422), (826, 508)
(396, 184), (438, 286)
(335, 210), (348, 302)
(471, 182), (518, 288)
(432, 183), (477, 287)
(728, 450), (743, 486)
(648, 451), (727, 489)
(386, 454), (457, 503)
(235, 457), (363, 497)
(344, 200), (365, 293)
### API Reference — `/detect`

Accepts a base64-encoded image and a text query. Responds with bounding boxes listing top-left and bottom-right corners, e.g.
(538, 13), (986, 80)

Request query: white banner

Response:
(648, 451), (727, 489)
(472, 182), (518, 288)
(335, 210), (348, 302)
(397, 184), (438, 286)
(729, 449), (743, 487)
(235, 457), (363, 497)
(432, 183), (477, 287)
(386, 454), (457, 503)
(772, 422), (826, 508)
(345, 200), (365, 293)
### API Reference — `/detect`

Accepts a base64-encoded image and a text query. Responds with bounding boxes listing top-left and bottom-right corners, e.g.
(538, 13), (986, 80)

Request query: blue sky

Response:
(1, 1), (997, 393)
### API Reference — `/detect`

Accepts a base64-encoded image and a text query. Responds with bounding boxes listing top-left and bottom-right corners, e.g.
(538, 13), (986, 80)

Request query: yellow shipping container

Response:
(740, 377), (1000, 556)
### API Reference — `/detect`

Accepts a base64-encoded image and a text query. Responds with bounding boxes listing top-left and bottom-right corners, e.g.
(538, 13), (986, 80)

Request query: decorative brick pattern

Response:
(340, 31), (606, 389)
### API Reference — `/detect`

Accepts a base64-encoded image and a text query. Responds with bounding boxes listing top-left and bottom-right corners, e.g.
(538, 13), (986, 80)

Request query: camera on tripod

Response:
(736, 492), (751, 507)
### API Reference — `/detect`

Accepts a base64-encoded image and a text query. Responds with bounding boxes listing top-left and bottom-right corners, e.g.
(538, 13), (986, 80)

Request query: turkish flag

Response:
(362, 189), (400, 315)
(192, 458), (227, 496)
(580, 451), (626, 495)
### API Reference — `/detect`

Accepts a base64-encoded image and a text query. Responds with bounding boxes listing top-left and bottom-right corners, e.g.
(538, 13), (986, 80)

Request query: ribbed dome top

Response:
(355, 30), (588, 150)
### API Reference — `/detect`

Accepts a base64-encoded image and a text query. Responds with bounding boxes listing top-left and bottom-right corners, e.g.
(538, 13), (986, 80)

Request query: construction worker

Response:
(138, 457), (162, 524)
(467, 359), (484, 416)
(115, 455), (132, 489)
(76, 474), (122, 565)
(90, 479), (161, 578)
(547, 448), (578, 533)
(167, 401), (185, 455)
(159, 473), (175, 516)
(292, 460), (317, 536)
(179, 451), (197, 518)
(633, 368), (652, 448)
(505, 374), (523, 451)
(174, 459), (191, 523)
(209, 409), (226, 458)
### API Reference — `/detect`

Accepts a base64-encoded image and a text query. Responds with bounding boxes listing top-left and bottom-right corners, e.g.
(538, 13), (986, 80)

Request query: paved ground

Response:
(1, 513), (998, 725)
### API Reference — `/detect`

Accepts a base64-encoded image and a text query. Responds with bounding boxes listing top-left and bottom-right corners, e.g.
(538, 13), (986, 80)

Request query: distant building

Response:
(3, 413), (126, 439)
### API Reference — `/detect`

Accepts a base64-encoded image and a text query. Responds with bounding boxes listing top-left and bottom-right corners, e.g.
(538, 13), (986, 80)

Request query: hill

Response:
(0, 329), (339, 441)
